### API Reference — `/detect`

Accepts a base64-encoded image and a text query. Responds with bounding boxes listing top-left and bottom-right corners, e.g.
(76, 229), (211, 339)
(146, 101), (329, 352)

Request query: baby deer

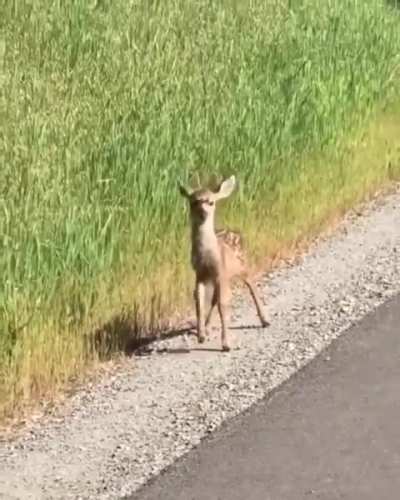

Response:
(179, 175), (269, 352)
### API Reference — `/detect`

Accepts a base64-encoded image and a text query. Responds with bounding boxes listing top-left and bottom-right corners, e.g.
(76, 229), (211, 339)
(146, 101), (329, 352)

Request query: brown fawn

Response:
(179, 175), (269, 352)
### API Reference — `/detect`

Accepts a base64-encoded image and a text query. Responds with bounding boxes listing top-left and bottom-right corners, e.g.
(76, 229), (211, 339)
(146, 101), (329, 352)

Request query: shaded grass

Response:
(1, 0), (400, 418)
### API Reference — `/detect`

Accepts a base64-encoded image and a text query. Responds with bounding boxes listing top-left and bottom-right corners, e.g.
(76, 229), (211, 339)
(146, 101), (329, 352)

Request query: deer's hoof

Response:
(261, 319), (270, 328)
(198, 334), (206, 344)
(222, 344), (231, 352)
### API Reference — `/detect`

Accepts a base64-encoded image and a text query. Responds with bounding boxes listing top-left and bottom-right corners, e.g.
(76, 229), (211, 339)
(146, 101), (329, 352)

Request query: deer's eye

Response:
(208, 200), (214, 206)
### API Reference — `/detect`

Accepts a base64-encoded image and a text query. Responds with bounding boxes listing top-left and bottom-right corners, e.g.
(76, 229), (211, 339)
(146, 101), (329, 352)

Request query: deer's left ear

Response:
(214, 175), (236, 200)
(178, 183), (192, 198)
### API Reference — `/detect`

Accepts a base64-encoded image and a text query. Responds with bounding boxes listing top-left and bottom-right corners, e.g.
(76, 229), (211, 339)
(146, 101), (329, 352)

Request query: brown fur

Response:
(179, 176), (269, 351)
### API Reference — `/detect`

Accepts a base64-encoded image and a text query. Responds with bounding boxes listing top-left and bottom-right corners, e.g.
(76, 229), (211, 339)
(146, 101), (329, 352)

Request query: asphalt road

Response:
(129, 294), (400, 500)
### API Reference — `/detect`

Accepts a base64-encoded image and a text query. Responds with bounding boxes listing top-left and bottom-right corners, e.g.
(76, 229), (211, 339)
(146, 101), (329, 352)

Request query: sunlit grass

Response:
(1, 0), (400, 418)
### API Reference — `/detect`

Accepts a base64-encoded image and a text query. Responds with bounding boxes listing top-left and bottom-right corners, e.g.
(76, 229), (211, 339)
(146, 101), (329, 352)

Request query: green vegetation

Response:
(1, 0), (400, 418)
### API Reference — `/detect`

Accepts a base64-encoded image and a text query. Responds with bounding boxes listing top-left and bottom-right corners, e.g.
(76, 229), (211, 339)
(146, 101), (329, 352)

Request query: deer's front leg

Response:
(194, 280), (206, 343)
(205, 285), (218, 337)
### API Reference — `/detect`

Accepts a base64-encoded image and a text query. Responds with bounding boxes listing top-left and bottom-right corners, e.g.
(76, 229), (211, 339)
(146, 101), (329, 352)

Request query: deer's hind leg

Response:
(243, 278), (270, 328)
(216, 281), (232, 352)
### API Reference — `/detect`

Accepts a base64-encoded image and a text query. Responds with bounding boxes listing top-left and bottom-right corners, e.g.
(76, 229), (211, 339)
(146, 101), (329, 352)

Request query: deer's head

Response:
(179, 175), (236, 225)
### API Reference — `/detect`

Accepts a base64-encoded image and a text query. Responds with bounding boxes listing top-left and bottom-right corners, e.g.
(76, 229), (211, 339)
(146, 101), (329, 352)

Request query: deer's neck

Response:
(191, 215), (217, 246)
(190, 215), (219, 264)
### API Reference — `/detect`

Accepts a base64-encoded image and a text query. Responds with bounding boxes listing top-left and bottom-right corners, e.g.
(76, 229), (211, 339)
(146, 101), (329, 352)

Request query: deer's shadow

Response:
(92, 312), (196, 359)
(93, 313), (266, 359)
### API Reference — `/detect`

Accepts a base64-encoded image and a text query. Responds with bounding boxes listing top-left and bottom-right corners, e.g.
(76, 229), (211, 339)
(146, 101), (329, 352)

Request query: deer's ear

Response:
(178, 183), (192, 198)
(214, 175), (236, 200)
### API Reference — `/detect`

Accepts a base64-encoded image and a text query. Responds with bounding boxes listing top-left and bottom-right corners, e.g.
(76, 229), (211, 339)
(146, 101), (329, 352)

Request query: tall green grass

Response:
(1, 0), (400, 417)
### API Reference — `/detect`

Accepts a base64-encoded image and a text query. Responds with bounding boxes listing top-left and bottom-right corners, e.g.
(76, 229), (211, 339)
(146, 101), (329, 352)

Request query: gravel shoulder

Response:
(1, 188), (400, 500)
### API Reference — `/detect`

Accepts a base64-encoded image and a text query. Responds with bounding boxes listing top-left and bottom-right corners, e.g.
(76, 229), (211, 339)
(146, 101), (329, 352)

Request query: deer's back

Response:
(216, 229), (247, 278)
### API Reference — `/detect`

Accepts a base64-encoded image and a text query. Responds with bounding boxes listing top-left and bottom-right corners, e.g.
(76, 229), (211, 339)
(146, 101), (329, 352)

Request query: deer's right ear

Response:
(214, 175), (236, 200)
(178, 183), (192, 198)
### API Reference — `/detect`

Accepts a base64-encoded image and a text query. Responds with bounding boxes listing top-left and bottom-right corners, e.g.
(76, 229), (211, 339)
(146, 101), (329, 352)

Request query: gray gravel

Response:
(1, 188), (400, 500)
